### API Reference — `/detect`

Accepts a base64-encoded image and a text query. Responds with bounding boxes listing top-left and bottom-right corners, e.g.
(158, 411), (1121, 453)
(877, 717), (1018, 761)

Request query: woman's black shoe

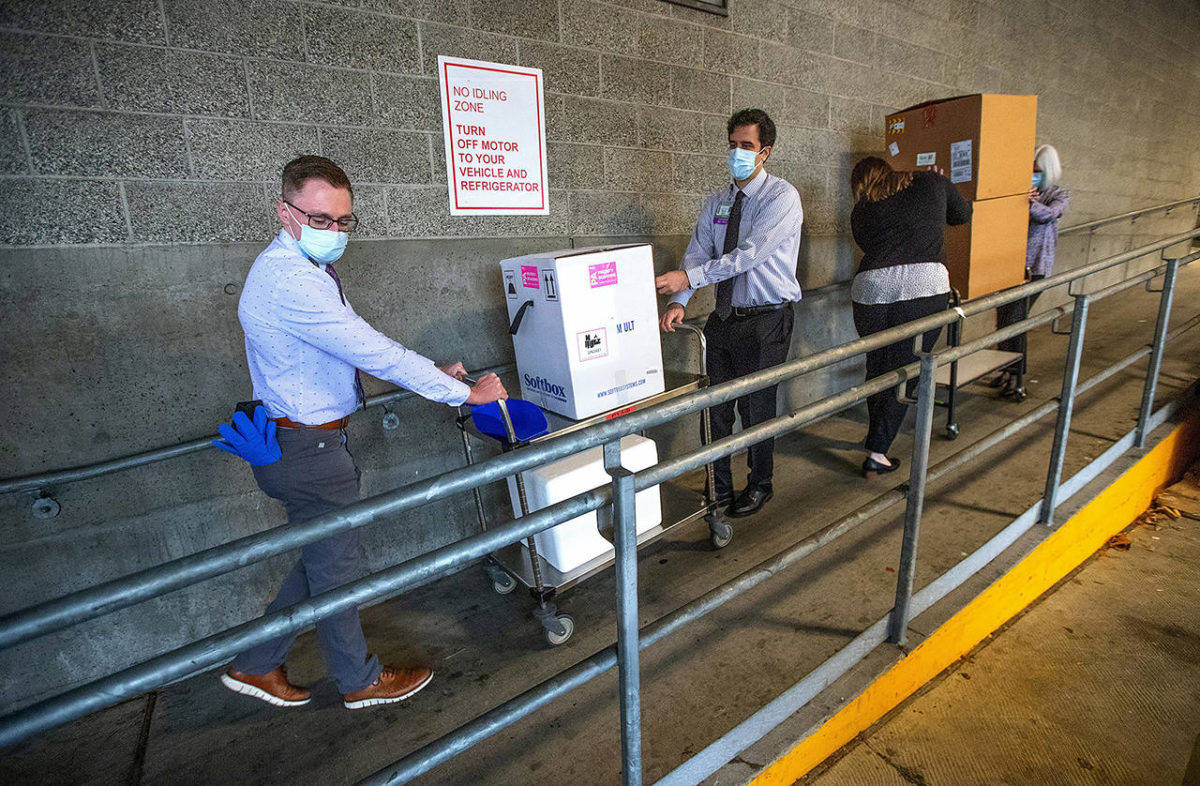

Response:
(861, 456), (902, 479)
(1000, 385), (1027, 402)
(999, 381), (1021, 397)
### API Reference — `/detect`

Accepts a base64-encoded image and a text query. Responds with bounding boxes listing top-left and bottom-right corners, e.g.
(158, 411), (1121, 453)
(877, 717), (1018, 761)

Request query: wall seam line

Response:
(415, 21), (425, 78)
(117, 181), (134, 241)
(243, 56), (256, 120)
(180, 115), (197, 179)
(89, 42), (107, 110)
(156, 0), (170, 47)
(13, 109), (35, 176)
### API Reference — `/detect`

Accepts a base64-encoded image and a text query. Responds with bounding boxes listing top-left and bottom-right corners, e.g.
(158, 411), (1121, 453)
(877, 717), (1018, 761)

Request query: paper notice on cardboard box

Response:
(916, 152), (936, 166)
(950, 139), (972, 183)
(888, 142), (899, 156)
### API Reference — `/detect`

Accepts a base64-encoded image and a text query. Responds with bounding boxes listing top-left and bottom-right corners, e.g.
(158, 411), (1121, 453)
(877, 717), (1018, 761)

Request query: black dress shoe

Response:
(861, 456), (902, 479)
(727, 486), (773, 518)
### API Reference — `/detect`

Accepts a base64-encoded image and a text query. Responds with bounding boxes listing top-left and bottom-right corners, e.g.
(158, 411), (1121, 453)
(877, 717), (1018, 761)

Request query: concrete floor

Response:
(807, 506), (1200, 786)
(2, 266), (1199, 785)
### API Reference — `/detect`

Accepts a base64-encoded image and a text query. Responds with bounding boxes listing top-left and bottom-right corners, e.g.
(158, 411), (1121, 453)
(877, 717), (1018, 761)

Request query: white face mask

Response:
(285, 204), (348, 263)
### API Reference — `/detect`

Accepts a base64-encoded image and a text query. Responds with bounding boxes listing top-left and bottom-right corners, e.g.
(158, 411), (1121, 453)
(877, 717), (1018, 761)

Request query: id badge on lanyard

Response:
(713, 202), (732, 225)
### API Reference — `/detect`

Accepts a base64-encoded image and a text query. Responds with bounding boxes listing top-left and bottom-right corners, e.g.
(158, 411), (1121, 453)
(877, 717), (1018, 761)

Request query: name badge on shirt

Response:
(714, 202), (732, 225)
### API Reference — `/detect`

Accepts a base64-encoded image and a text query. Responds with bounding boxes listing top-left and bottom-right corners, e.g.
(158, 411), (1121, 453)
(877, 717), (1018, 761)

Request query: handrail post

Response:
(1038, 294), (1090, 526)
(604, 439), (642, 786)
(887, 352), (938, 645)
(1134, 256), (1179, 447)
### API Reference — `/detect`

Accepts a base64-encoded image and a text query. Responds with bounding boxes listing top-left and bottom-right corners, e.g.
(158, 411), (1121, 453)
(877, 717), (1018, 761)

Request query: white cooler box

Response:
(500, 243), (665, 420)
(507, 435), (662, 573)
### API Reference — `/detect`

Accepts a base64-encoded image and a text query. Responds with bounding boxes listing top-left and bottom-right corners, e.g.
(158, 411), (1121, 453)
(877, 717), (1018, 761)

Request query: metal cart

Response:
(455, 323), (732, 646)
(935, 289), (1027, 440)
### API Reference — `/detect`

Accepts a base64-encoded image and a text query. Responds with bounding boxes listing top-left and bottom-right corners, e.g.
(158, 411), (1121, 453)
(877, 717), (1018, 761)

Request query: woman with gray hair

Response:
(992, 144), (1070, 399)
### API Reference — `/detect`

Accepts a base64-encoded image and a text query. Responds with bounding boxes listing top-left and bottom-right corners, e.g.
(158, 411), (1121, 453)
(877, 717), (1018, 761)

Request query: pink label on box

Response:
(521, 265), (540, 289)
(588, 261), (618, 288)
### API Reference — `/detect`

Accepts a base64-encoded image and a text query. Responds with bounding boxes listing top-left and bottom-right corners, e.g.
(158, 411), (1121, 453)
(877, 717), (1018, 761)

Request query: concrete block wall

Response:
(1, 0), (1198, 710)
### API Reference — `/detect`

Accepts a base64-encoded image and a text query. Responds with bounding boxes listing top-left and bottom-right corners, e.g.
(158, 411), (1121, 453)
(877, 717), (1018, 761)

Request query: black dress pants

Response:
(704, 305), (795, 496)
(852, 293), (950, 455)
(994, 274), (1045, 375)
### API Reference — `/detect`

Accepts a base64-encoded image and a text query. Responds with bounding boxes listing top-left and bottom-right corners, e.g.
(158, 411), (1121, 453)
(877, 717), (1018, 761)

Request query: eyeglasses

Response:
(283, 199), (359, 233)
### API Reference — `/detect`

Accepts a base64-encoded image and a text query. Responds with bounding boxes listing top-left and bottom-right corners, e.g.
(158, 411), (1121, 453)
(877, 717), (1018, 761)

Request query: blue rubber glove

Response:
(212, 405), (281, 466)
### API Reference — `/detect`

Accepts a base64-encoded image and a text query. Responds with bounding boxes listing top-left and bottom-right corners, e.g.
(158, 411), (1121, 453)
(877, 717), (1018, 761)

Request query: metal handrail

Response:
(1058, 194), (1200, 235)
(0, 229), (1196, 754)
(0, 362), (514, 497)
(373, 312), (1200, 785)
(1, 228), (1196, 653)
(1, 228), (1193, 654)
(3, 196), (1195, 500)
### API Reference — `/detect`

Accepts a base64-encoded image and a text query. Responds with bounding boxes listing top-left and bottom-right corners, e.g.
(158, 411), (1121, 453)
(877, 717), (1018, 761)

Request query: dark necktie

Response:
(322, 262), (366, 409)
(715, 189), (745, 321)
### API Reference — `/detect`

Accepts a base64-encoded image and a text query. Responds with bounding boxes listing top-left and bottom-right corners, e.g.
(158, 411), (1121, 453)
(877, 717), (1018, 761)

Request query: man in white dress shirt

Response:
(221, 156), (506, 710)
(655, 109), (803, 519)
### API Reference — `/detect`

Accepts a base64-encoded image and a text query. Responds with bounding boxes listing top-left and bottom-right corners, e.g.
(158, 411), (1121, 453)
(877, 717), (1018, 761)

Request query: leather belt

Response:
(271, 415), (350, 431)
(731, 302), (792, 318)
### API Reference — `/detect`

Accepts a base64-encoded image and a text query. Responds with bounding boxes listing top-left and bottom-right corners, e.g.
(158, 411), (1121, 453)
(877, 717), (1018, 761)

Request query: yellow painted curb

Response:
(751, 412), (1200, 786)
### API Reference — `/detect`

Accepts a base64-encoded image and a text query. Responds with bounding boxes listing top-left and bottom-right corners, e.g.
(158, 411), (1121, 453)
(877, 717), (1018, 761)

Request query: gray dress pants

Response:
(230, 427), (382, 694)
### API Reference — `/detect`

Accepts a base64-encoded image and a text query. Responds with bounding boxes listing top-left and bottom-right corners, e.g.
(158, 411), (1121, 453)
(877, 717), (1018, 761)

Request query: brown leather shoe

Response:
(220, 666), (311, 707)
(342, 665), (433, 709)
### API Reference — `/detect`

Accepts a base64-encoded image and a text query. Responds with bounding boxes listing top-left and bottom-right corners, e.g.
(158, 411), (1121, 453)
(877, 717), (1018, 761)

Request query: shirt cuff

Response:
(670, 290), (693, 308)
(686, 265), (709, 290)
(447, 378), (472, 407)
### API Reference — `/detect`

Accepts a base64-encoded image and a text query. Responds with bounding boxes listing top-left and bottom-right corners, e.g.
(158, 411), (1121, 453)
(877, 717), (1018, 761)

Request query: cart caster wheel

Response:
(1013, 388), (1028, 403)
(944, 424), (959, 441)
(708, 519), (734, 549)
(491, 573), (517, 595)
(544, 614), (575, 646)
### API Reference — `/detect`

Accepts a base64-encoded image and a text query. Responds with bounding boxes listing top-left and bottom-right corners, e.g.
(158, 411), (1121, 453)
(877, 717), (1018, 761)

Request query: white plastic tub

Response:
(507, 434), (662, 573)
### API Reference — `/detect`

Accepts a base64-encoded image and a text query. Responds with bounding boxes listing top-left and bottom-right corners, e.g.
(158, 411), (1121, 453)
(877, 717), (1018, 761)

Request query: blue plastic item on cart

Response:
(471, 399), (550, 446)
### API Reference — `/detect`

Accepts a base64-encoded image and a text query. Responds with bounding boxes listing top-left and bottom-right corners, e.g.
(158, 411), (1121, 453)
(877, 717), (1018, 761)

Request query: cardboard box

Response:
(945, 193), (1030, 299)
(501, 243), (665, 420)
(885, 94), (1038, 201)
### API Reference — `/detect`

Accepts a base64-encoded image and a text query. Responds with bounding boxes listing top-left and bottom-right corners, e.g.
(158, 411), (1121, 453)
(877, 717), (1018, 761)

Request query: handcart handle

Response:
(673, 322), (708, 378)
(495, 398), (519, 445)
(462, 374), (520, 446)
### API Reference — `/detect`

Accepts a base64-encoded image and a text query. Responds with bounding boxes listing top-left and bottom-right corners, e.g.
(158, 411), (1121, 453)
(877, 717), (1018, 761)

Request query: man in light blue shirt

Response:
(222, 156), (506, 711)
(656, 109), (803, 519)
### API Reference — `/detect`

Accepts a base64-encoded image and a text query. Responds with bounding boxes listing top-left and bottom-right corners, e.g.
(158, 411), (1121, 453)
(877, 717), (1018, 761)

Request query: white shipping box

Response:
(507, 435), (662, 574)
(500, 244), (665, 420)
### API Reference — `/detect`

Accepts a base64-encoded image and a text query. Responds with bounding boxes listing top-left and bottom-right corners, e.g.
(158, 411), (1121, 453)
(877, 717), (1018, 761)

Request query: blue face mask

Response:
(286, 204), (348, 263)
(728, 147), (760, 181)
(1031, 172), (1045, 190)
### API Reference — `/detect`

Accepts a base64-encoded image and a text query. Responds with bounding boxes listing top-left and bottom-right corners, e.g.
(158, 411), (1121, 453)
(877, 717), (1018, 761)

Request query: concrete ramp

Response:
(749, 419), (1200, 785)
